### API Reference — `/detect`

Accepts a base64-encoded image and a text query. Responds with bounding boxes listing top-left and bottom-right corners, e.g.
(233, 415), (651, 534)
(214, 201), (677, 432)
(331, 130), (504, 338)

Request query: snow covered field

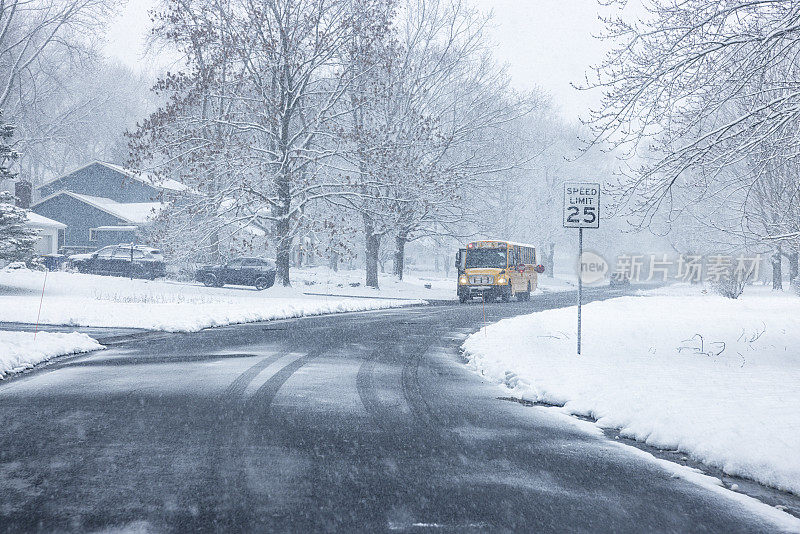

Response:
(290, 266), (458, 300)
(462, 285), (800, 496)
(0, 330), (103, 378)
(289, 265), (577, 300)
(0, 265), (579, 334)
(0, 269), (424, 332)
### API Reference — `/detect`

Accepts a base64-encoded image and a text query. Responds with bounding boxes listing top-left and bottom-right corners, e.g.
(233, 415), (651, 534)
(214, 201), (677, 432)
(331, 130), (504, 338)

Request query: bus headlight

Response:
(459, 275), (468, 285)
(497, 277), (506, 285)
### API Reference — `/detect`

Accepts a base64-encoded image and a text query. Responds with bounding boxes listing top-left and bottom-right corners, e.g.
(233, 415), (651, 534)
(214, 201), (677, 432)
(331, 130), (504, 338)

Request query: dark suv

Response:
(196, 257), (277, 290)
(69, 245), (166, 279)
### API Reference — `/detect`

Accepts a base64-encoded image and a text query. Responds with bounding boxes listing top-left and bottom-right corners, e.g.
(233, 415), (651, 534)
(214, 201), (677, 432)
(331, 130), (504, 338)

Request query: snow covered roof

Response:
(94, 225), (138, 231)
(242, 224), (267, 237)
(38, 161), (188, 193)
(70, 193), (162, 224)
(26, 212), (66, 229)
(468, 239), (537, 249)
(99, 161), (188, 192)
(32, 191), (163, 225)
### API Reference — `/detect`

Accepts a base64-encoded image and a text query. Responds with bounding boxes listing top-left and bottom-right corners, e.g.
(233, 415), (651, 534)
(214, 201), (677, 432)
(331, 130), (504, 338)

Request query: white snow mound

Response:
(462, 285), (800, 496)
(0, 270), (423, 332)
(0, 330), (103, 378)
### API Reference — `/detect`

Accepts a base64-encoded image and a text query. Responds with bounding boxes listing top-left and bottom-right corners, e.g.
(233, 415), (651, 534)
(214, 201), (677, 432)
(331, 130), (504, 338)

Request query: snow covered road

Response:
(1, 287), (797, 532)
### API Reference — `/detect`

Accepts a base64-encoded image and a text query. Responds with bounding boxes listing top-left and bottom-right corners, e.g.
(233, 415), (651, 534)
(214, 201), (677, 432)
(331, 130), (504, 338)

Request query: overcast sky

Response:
(104, 0), (610, 122)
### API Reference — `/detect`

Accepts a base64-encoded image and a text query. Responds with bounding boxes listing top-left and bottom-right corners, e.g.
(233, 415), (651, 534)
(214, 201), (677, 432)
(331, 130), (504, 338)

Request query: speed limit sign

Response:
(563, 182), (600, 356)
(563, 183), (600, 228)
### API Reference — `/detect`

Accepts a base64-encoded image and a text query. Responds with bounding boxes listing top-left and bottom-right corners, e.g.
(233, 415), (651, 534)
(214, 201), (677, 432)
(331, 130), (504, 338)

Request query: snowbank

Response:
(462, 285), (800, 496)
(0, 270), (423, 332)
(0, 330), (103, 378)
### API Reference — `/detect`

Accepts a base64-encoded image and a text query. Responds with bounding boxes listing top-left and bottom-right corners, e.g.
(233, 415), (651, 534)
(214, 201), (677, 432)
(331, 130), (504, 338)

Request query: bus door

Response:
(455, 248), (466, 274)
(508, 246), (522, 291)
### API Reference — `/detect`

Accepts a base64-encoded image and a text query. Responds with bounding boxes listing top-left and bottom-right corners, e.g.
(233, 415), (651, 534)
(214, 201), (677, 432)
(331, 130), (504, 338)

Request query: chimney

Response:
(14, 180), (31, 209)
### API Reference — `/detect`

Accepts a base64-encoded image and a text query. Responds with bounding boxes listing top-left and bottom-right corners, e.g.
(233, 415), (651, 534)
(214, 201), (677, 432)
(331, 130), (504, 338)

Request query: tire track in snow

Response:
(247, 351), (321, 415)
(355, 348), (381, 423)
(208, 352), (288, 530)
(223, 353), (285, 400)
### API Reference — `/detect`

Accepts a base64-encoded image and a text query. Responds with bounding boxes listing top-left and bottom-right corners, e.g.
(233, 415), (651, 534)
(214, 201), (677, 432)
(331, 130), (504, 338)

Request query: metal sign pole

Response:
(577, 227), (583, 355)
(563, 182), (599, 356)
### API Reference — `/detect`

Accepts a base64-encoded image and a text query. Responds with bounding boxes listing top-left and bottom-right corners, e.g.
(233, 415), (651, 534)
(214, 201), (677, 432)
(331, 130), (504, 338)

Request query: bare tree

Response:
(0, 0), (116, 181)
(133, 0), (363, 285)
(19, 62), (154, 184)
(583, 1), (800, 225)
(333, 0), (524, 285)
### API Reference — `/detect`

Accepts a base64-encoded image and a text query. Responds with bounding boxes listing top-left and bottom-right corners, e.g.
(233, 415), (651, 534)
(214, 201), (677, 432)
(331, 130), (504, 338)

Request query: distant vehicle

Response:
(456, 240), (545, 303)
(196, 257), (277, 290)
(69, 245), (166, 279)
(41, 254), (67, 271)
(609, 272), (631, 287)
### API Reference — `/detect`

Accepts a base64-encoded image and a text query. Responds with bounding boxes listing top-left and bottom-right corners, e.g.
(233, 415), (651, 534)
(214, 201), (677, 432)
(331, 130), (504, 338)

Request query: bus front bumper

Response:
(458, 285), (509, 300)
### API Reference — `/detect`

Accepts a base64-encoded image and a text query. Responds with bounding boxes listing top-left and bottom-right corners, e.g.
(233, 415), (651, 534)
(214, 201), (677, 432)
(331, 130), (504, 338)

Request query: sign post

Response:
(563, 182), (600, 355)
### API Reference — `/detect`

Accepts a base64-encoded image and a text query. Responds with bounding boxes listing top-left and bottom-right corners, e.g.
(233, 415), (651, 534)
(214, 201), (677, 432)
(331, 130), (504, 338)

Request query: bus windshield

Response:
(465, 248), (507, 269)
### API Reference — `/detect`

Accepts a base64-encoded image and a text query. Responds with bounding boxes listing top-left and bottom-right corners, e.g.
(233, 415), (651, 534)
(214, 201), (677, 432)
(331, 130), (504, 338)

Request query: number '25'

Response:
(567, 206), (596, 224)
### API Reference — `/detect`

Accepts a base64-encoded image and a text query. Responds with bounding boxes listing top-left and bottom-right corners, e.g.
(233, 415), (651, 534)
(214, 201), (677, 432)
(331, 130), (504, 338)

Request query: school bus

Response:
(455, 240), (543, 303)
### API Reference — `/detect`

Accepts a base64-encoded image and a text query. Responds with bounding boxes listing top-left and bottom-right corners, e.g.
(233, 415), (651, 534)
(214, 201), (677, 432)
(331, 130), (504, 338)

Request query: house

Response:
(30, 161), (186, 253)
(36, 161), (186, 202)
(25, 212), (66, 255)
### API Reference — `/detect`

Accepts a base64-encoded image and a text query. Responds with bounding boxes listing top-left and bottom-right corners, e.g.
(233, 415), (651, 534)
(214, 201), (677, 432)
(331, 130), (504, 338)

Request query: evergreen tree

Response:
(0, 111), (36, 263)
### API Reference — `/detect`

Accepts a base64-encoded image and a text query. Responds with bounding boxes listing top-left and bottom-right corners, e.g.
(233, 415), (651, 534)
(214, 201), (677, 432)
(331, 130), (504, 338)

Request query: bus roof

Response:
(467, 239), (536, 250)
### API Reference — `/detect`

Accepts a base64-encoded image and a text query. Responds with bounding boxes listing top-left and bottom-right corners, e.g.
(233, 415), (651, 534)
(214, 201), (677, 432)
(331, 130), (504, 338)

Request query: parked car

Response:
(69, 245), (166, 279)
(41, 254), (67, 271)
(609, 272), (631, 287)
(195, 257), (277, 290)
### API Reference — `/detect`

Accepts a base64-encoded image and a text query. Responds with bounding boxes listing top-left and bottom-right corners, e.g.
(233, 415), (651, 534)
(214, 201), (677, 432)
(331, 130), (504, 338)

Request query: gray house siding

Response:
(38, 163), (161, 203)
(32, 195), (134, 252)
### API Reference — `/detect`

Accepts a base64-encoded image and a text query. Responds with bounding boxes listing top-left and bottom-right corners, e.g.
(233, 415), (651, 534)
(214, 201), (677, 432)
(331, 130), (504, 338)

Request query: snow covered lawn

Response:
(290, 266), (458, 300)
(462, 285), (800, 496)
(289, 266), (577, 300)
(0, 330), (103, 378)
(0, 269), (423, 332)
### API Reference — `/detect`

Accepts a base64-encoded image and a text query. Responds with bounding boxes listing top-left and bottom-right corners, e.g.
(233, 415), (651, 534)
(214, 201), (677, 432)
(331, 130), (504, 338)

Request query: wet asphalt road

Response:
(0, 287), (791, 533)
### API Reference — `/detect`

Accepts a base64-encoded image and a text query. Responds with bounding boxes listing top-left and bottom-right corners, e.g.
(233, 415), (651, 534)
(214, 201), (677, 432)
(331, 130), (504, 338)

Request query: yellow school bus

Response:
(455, 240), (543, 303)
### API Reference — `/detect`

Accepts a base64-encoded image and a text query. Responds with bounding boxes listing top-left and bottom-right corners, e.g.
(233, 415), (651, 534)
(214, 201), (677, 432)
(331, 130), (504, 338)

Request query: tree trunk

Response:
(788, 250), (798, 282)
(546, 242), (555, 278)
(772, 245), (782, 290)
(329, 251), (339, 272)
(276, 216), (291, 286)
(276, 112), (292, 285)
(210, 231), (221, 263)
(274, 166), (292, 286)
(393, 234), (406, 280)
(363, 213), (380, 288)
